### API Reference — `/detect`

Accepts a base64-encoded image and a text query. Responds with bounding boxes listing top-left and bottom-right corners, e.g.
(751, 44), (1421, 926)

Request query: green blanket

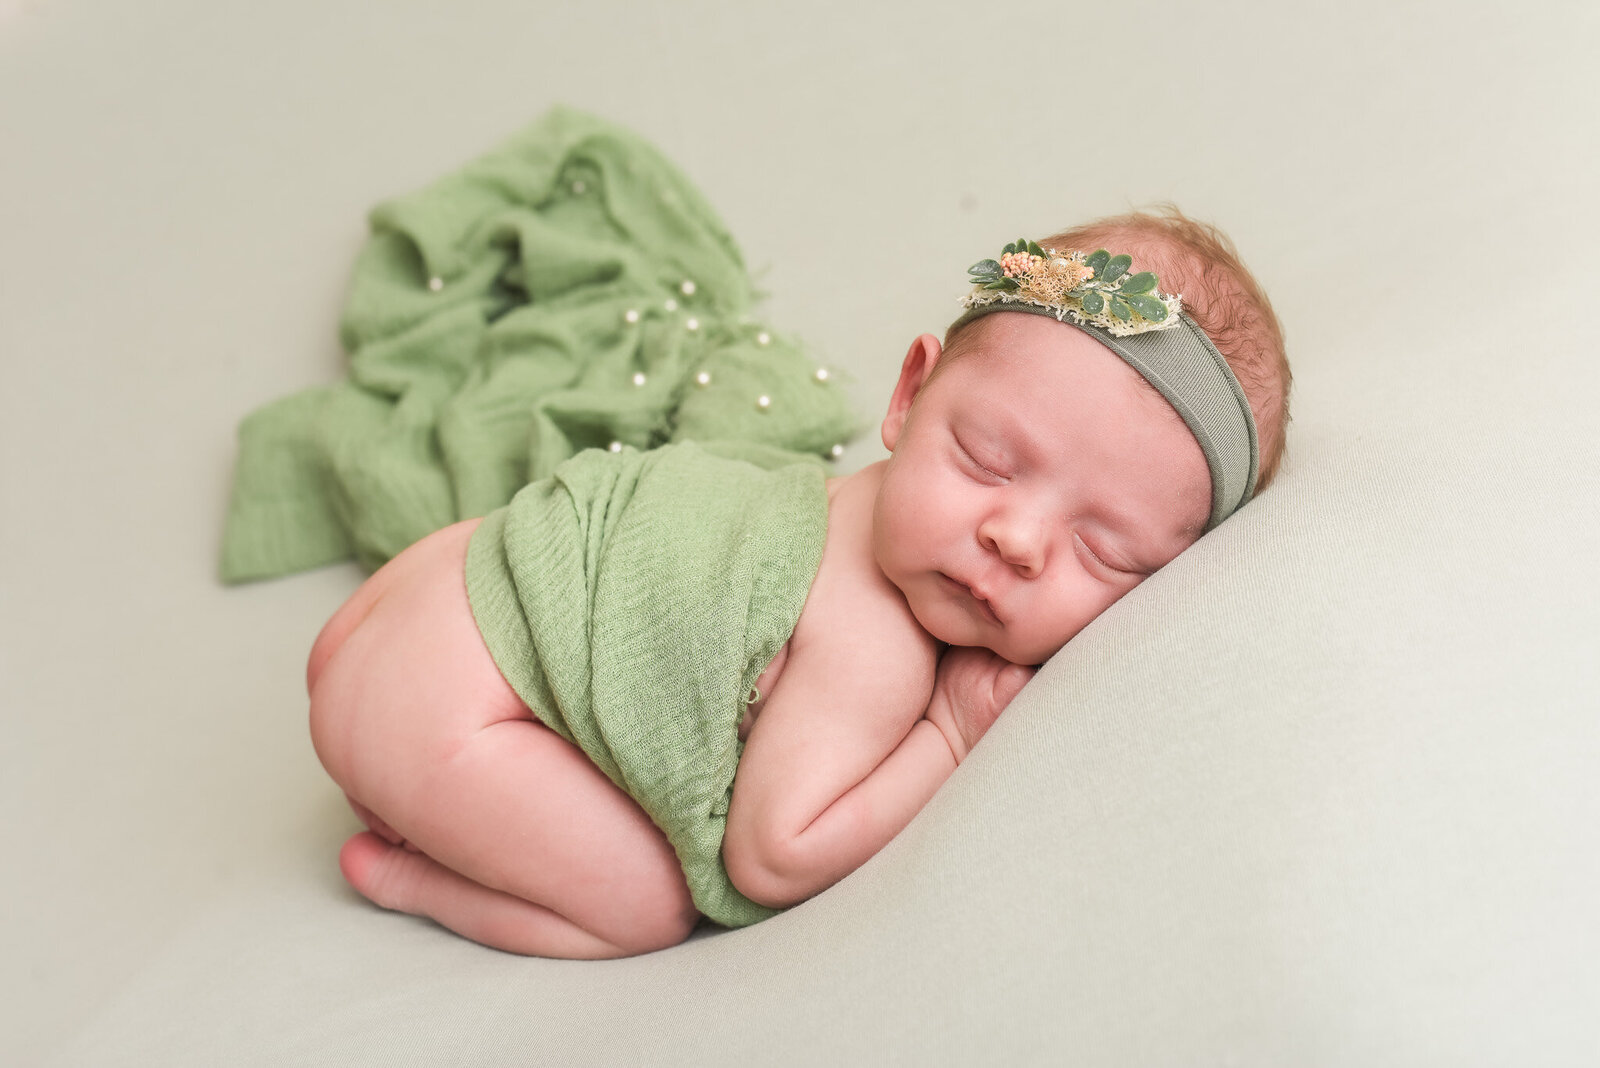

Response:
(220, 107), (858, 582)
(465, 440), (828, 928)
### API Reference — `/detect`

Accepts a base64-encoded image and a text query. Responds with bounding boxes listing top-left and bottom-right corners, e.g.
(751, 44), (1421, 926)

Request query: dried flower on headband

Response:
(963, 240), (1183, 337)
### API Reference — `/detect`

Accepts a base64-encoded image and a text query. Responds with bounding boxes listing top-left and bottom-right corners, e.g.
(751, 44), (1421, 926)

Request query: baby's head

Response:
(871, 206), (1291, 665)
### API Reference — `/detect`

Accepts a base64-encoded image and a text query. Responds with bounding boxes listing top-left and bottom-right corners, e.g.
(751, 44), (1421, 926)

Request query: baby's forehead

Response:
(945, 314), (1176, 423)
(937, 314), (1208, 526)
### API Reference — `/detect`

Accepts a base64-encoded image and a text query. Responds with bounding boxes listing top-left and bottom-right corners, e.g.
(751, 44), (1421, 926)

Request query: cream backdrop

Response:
(3, 0), (1596, 1064)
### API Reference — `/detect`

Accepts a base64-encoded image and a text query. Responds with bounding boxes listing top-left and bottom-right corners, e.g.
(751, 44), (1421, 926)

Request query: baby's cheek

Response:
(869, 514), (917, 594)
(1017, 578), (1110, 661)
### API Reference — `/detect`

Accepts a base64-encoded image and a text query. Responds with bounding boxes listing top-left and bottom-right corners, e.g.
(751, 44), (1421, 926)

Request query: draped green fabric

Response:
(219, 107), (858, 582)
(465, 441), (829, 928)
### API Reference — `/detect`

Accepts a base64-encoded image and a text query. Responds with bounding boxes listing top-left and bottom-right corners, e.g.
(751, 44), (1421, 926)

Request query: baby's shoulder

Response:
(792, 466), (939, 680)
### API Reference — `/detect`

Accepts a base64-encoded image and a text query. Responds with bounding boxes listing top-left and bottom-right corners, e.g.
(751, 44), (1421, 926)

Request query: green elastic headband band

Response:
(949, 304), (1260, 531)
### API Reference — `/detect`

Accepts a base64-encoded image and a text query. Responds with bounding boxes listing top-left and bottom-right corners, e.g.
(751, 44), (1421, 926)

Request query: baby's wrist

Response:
(922, 702), (968, 766)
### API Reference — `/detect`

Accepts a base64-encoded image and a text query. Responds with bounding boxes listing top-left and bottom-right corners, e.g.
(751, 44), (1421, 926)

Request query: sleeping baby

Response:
(305, 207), (1290, 959)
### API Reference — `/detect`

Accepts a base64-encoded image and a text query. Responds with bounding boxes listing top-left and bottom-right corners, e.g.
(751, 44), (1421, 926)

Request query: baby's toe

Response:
(339, 831), (426, 913)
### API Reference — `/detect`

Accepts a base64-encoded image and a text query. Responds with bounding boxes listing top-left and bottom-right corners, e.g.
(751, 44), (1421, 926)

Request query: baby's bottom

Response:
(306, 519), (700, 959)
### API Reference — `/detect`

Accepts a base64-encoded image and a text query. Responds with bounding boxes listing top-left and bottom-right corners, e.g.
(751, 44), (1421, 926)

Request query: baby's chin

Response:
(908, 591), (1044, 663)
(1002, 628), (1074, 666)
(935, 606), (1065, 665)
(985, 636), (1055, 668)
(899, 596), (966, 650)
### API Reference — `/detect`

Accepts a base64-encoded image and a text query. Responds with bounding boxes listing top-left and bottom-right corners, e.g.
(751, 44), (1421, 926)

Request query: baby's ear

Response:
(881, 334), (942, 451)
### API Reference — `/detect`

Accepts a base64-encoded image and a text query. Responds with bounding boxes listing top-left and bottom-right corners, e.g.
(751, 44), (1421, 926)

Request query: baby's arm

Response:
(723, 642), (1033, 909)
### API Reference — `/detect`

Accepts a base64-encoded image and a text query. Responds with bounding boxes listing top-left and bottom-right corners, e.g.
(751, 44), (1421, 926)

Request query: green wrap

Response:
(464, 441), (828, 929)
(220, 106), (857, 583)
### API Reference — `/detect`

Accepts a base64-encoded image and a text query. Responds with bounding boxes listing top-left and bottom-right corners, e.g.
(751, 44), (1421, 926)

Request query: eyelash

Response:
(956, 439), (1008, 482)
(1075, 534), (1120, 573)
(1076, 534), (1143, 577)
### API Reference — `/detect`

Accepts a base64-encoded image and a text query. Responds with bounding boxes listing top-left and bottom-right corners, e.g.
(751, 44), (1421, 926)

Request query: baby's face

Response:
(872, 312), (1212, 665)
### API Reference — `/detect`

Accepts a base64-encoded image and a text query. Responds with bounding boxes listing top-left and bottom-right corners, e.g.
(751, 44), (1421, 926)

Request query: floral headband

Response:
(963, 240), (1182, 336)
(952, 239), (1260, 530)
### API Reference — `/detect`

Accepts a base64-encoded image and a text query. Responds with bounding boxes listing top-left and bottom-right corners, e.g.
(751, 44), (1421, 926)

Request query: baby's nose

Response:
(980, 516), (1044, 578)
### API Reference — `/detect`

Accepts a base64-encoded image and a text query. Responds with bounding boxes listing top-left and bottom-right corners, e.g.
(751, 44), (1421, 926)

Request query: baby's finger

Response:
(991, 662), (1036, 709)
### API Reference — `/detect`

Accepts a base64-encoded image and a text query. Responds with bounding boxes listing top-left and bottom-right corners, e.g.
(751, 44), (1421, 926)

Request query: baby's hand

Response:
(924, 647), (1036, 764)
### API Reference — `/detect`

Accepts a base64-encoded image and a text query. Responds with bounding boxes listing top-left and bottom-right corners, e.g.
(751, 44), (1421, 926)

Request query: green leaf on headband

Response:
(983, 278), (1020, 291)
(969, 259), (1002, 279)
(1086, 249), (1110, 275)
(1016, 237), (1028, 253)
(1080, 291), (1105, 314)
(1125, 294), (1168, 320)
(1026, 240), (1046, 258)
(1120, 271), (1158, 295)
(1002, 243), (1017, 256)
(1101, 254), (1132, 284)
(1110, 295), (1133, 320)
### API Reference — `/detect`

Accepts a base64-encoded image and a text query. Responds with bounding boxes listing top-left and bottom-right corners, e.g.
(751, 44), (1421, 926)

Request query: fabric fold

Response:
(464, 441), (829, 928)
(221, 106), (858, 583)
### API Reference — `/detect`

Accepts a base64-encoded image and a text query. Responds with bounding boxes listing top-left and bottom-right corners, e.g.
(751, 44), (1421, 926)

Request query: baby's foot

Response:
(337, 832), (635, 959)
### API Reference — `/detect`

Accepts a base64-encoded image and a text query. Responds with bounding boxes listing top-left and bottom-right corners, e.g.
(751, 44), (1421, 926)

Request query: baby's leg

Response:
(339, 830), (640, 956)
(309, 520), (699, 959)
(343, 776), (659, 958)
(334, 717), (695, 959)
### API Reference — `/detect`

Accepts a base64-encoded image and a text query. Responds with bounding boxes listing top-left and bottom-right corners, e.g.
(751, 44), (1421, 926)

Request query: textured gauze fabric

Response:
(219, 106), (859, 582)
(464, 440), (829, 928)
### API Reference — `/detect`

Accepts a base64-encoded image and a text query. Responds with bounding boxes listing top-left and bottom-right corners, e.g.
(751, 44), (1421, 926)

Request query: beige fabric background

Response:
(3, 0), (1597, 1063)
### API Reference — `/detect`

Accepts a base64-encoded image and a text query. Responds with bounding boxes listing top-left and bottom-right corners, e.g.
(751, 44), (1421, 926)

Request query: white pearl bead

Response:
(680, 280), (696, 296)
(830, 444), (845, 459)
(572, 180), (587, 194)
(814, 368), (830, 382)
(695, 371), (711, 387)
(632, 372), (647, 387)
(428, 277), (443, 292)
(624, 309), (640, 324)
(664, 298), (678, 312)
(608, 441), (623, 452)
(756, 394), (772, 410)
(756, 332), (770, 346)
(685, 317), (699, 331)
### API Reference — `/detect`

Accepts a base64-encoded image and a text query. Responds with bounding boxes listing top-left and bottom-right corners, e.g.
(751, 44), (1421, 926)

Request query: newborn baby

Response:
(306, 208), (1290, 959)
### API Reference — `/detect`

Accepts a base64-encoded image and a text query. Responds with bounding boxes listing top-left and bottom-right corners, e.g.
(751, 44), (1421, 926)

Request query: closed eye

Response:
(1074, 533), (1142, 577)
(954, 437), (1008, 482)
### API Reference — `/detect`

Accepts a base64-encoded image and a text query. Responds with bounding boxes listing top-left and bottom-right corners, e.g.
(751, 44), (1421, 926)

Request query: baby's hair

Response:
(944, 204), (1292, 492)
